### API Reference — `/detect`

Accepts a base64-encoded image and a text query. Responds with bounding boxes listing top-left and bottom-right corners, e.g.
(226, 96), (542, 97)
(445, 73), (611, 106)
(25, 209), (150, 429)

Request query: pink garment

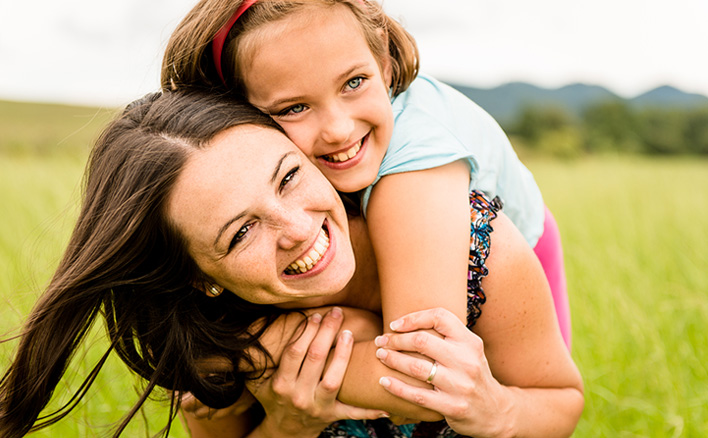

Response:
(533, 206), (571, 349)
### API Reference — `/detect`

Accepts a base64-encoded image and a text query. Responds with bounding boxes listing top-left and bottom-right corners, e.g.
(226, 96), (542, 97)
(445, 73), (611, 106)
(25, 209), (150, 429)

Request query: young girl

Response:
(163, 0), (571, 344)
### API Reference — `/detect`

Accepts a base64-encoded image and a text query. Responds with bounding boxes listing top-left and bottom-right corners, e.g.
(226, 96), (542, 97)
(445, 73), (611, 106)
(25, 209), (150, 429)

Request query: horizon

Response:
(2, 0), (707, 107)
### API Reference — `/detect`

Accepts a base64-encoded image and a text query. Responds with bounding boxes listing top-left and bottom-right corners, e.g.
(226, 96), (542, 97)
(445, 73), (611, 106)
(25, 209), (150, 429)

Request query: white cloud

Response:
(1, 0), (707, 105)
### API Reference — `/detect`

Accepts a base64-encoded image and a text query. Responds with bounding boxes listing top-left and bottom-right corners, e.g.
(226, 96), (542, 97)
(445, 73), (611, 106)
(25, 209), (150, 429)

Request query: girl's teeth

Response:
(285, 228), (331, 275)
(325, 140), (361, 163)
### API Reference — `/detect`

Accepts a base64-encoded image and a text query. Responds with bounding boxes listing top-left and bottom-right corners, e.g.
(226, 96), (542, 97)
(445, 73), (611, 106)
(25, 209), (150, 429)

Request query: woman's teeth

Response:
(285, 228), (330, 275)
(323, 139), (362, 163)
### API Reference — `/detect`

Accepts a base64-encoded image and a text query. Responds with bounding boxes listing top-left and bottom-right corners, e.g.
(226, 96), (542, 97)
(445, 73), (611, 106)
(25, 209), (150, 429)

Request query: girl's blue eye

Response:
(284, 104), (305, 115)
(346, 77), (363, 90)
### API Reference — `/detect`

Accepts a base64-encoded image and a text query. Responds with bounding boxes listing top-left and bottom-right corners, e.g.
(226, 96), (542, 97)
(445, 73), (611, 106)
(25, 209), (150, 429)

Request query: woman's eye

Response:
(346, 77), (363, 90)
(229, 224), (252, 250)
(280, 166), (300, 191)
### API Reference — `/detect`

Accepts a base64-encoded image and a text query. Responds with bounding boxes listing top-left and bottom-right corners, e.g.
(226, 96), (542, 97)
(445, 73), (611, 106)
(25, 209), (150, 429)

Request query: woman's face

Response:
(167, 125), (356, 305)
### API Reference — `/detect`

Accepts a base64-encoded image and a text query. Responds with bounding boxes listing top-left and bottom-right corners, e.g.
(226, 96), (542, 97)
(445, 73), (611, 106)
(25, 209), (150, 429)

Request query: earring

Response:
(208, 285), (222, 297)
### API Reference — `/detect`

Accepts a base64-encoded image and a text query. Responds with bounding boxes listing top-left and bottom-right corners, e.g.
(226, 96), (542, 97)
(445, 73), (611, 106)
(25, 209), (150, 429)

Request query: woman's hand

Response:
(248, 307), (389, 437)
(374, 307), (511, 438)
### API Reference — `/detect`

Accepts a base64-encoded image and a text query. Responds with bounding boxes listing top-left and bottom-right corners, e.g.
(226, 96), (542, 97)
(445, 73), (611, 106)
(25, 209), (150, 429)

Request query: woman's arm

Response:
(181, 307), (392, 438)
(374, 213), (584, 438)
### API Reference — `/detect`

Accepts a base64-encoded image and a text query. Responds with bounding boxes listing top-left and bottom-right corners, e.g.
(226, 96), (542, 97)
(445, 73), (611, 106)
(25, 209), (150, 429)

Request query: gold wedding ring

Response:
(426, 361), (438, 384)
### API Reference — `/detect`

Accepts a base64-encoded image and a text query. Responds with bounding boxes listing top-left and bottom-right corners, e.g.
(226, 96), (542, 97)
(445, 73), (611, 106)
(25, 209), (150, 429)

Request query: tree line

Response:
(505, 100), (708, 157)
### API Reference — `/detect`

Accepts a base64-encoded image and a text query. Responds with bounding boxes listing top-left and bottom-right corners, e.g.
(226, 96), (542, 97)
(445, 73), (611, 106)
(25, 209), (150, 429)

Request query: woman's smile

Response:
(284, 222), (331, 275)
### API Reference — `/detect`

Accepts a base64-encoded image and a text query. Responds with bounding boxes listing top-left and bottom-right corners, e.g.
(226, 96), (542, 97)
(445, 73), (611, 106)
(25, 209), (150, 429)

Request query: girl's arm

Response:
(374, 213), (584, 438)
(365, 160), (472, 328)
(326, 160), (472, 413)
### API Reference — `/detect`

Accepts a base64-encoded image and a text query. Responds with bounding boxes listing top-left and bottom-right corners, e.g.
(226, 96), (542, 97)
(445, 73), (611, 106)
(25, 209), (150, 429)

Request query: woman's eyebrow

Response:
(214, 211), (247, 249)
(271, 152), (295, 184)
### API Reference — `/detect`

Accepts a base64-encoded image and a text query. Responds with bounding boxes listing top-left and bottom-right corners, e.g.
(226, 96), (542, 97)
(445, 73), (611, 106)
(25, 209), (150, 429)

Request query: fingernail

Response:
(374, 335), (388, 347)
(331, 306), (343, 319)
(389, 320), (401, 331)
(379, 412), (390, 418)
(311, 313), (322, 323)
(341, 329), (352, 342)
(379, 377), (391, 388)
(375, 348), (387, 360)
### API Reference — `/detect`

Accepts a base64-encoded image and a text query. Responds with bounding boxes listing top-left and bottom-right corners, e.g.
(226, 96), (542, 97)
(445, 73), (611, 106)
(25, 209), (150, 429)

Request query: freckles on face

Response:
(240, 5), (394, 193)
(166, 124), (356, 305)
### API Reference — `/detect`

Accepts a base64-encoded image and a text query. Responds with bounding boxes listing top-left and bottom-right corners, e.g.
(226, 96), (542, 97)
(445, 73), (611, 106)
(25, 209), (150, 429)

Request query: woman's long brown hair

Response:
(0, 91), (285, 437)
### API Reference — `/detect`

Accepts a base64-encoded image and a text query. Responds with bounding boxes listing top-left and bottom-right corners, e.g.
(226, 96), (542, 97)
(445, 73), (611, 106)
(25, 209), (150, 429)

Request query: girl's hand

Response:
(248, 307), (389, 437)
(374, 307), (511, 438)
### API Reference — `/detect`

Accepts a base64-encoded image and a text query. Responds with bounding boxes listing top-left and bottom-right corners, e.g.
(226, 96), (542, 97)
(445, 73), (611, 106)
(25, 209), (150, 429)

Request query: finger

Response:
(299, 307), (345, 383)
(333, 402), (390, 421)
(376, 330), (450, 358)
(279, 313), (323, 378)
(316, 328), (353, 399)
(375, 348), (444, 387)
(389, 307), (466, 338)
(379, 375), (444, 412)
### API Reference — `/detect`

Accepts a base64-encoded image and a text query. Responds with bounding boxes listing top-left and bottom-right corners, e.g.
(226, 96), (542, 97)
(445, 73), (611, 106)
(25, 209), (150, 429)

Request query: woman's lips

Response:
(284, 224), (330, 275)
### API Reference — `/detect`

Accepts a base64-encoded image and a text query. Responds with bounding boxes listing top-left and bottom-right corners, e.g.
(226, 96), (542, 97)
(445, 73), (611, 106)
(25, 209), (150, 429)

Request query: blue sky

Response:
(1, 0), (706, 106)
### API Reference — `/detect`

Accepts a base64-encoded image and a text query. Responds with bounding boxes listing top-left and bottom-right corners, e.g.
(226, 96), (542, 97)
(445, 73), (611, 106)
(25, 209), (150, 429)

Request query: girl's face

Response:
(241, 4), (394, 194)
(167, 125), (356, 305)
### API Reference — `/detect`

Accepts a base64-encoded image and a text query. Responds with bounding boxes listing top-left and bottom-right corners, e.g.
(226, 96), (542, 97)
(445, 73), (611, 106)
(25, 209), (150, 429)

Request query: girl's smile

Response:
(241, 3), (394, 193)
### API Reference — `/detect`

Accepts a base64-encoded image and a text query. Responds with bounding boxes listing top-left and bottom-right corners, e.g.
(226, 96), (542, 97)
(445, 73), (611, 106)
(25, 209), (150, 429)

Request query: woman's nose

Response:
(276, 207), (314, 250)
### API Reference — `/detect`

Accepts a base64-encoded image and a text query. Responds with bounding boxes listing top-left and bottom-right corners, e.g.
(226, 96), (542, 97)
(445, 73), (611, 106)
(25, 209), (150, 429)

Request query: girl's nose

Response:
(319, 106), (354, 146)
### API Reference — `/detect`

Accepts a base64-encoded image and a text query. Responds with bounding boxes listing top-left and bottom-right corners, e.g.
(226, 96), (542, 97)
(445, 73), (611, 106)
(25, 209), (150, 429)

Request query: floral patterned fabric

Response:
(318, 191), (502, 438)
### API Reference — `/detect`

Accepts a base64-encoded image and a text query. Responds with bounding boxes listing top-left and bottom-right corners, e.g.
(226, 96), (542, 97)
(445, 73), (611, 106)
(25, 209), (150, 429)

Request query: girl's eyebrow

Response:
(336, 63), (367, 82)
(266, 63), (369, 109)
(212, 152), (295, 248)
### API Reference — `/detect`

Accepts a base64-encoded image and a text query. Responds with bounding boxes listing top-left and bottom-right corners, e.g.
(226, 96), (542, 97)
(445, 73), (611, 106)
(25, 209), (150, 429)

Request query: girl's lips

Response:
(282, 220), (336, 278)
(317, 133), (368, 170)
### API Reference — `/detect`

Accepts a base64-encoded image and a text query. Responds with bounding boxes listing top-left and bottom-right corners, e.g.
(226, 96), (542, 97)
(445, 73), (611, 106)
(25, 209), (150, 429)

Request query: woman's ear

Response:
(194, 280), (224, 297)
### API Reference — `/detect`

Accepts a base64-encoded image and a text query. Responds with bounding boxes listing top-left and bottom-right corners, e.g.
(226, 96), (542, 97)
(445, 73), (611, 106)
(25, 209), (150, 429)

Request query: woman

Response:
(0, 90), (582, 438)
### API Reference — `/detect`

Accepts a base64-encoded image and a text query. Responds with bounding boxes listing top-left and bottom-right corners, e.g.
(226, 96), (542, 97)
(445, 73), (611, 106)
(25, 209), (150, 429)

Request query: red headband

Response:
(212, 0), (366, 85)
(212, 0), (258, 84)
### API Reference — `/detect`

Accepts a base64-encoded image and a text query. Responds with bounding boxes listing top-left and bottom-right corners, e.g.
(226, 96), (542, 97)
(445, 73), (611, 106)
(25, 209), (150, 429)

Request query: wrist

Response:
(492, 385), (519, 438)
(254, 416), (323, 438)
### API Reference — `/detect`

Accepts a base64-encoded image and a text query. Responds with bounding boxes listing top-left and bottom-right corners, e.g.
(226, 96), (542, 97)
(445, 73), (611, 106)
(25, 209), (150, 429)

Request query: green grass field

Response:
(1, 100), (707, 436)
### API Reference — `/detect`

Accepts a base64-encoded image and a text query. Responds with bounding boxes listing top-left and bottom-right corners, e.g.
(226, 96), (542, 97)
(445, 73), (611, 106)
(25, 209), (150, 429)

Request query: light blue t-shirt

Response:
(361, 74), (545, 247)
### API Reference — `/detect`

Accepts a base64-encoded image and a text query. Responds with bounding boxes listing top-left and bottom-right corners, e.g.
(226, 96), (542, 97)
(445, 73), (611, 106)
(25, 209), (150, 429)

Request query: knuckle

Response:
(410, 360), (429, 378)
(306, 346), (327, 362)
(449, 399), (471, 419)
(411, 392), (427, 406)
(285, 344), (306, 360)
(291, 394), (309, 410)
(412, 332), (429, 350)
(270, 376), (289, 395)
(319, 378), (340, 394)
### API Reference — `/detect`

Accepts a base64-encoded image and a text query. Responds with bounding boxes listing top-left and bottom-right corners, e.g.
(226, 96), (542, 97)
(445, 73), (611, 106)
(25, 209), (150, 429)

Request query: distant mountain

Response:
(629, 85), (708, 108)
(446, 81), (708, 125)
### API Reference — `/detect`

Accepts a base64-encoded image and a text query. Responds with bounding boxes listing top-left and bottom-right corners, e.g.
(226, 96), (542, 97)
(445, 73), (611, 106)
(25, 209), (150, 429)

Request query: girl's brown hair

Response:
(162, 0), (419, 97)
(0, 91), (285, 437)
